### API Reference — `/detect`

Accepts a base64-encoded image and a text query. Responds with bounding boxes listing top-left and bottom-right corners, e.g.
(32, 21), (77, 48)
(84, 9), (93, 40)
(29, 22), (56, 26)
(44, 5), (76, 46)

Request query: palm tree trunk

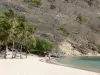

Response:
(12, 40), (15, 59)
(14, 43), (20, 58)
(4, 45), (8, 59)
(26, 51), (27, 58)
(20, 42), (22, 59)
(25, 47), (30, 59)
(26, 49), (29, 58)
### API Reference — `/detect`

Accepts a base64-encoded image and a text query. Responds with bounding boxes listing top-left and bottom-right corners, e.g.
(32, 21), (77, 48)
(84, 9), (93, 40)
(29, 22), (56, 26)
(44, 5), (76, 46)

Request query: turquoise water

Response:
(52, 56), (100, 73)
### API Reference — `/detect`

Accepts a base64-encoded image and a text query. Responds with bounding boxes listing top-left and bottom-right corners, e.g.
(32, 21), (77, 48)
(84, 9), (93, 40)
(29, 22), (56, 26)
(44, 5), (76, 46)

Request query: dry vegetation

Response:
(0, 0), (100, 55)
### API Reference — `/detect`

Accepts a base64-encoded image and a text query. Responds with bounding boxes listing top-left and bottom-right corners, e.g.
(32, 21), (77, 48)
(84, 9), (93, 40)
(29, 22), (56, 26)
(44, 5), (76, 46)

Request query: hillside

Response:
(1, 0), (100, 55)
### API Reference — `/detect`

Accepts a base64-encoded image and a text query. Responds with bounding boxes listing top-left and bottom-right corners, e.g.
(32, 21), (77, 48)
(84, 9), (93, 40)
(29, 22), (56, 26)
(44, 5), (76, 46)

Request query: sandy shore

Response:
(0, 55), (99, 75)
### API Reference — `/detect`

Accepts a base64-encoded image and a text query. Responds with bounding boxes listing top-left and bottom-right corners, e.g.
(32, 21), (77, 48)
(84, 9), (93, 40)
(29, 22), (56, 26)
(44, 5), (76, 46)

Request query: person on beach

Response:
(45, 55), (49, 63)
(45, 53), (51, 63)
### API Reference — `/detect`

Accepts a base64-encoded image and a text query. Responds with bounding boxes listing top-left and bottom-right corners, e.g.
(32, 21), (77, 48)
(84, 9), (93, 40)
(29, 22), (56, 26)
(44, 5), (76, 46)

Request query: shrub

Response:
(31, 0), (41, 6)
(30, 38), (54, 54)
(50, 5), (56, 9)
(58, 25), (66, 33)
(57, 25), (69, 37)
(96, 45), (100, 50)
(77, 15), (88, 24)
(24, 0), (41, 7)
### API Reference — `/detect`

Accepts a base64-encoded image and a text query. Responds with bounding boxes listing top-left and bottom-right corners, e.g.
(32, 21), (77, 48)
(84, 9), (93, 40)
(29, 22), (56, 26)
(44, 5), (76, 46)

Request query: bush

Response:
(24, 0), (41, 7)
(58, 25), (66, 32)
(30, 38), (54, 54)
(77, 15), (88, 24)
(50, 5), (56, 9)
(57, 25), (69, 37)
(31, 0), (41, 6)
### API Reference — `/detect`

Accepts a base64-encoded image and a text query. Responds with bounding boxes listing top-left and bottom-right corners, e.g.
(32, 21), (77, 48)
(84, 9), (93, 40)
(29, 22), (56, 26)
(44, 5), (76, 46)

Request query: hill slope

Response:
(1, 0), (100, 55)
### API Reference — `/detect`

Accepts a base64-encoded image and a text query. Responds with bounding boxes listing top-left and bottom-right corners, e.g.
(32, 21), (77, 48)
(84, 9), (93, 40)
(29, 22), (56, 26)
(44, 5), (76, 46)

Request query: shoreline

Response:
(0, 55), (99, 75)
(0, 60), (99, 75)
(35, 56), (99, 75)
(51, 57), (100, 73)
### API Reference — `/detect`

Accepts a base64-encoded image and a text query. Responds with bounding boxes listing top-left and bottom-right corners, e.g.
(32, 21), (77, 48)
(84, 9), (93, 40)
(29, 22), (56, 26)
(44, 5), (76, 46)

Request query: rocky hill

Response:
(1, 0), (100, 55)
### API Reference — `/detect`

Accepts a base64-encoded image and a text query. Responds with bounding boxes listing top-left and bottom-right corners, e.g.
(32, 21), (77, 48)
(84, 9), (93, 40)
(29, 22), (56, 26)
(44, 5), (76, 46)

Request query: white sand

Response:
(0, 56), (99, 75)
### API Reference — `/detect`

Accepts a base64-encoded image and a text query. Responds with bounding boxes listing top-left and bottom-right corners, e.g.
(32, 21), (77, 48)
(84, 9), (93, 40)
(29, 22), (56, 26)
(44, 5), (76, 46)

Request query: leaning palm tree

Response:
(0, 9), (19, 58)
(0, 14), (13, 58)
(3, 9), (19, 58)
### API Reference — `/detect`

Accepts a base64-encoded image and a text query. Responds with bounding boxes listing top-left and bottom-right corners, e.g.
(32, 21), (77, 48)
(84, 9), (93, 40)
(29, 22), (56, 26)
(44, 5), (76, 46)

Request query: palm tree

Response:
(16, 16), (36, 59)
(0, 9), (19, 58)
(23, 32), (36, 58)
(0, 9), (36, 59)
(3, 9), (19, 58)
(0, 13), (13, 58)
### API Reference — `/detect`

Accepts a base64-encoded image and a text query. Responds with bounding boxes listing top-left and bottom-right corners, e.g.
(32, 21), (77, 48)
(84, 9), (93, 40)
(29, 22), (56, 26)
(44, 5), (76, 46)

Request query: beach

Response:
(0, 55), (99, 75)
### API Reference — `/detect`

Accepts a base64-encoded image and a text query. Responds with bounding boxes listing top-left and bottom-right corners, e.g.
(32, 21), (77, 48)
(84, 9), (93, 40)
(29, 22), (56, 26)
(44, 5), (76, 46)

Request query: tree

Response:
(0, 9), (36, 59)
(33, 38), (54, 55)
(4, 9), (19, 58)
(0, 10), (14, 58)
(16, 15), (36, 58)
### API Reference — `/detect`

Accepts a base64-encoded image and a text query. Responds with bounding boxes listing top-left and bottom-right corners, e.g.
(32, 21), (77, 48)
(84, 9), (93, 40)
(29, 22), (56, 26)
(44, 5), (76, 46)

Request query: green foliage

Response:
(77, 15), (88, 24)
(0, 9), (36, 53)
(0, 9), (15, 45)
(24, 0), (41, 7)
(0, 9), (56, 56)
(57, 25), (69, 37)
(30, 38), (54, 53)
(96, 45), (100, 50)
(58, 25), (66, 32)
(32, 0), (41, 5)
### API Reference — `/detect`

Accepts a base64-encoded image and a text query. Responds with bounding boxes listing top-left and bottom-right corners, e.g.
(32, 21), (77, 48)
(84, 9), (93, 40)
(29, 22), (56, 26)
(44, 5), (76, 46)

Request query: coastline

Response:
(51, 56), (100, 73)
(0, 55), (99, 75)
